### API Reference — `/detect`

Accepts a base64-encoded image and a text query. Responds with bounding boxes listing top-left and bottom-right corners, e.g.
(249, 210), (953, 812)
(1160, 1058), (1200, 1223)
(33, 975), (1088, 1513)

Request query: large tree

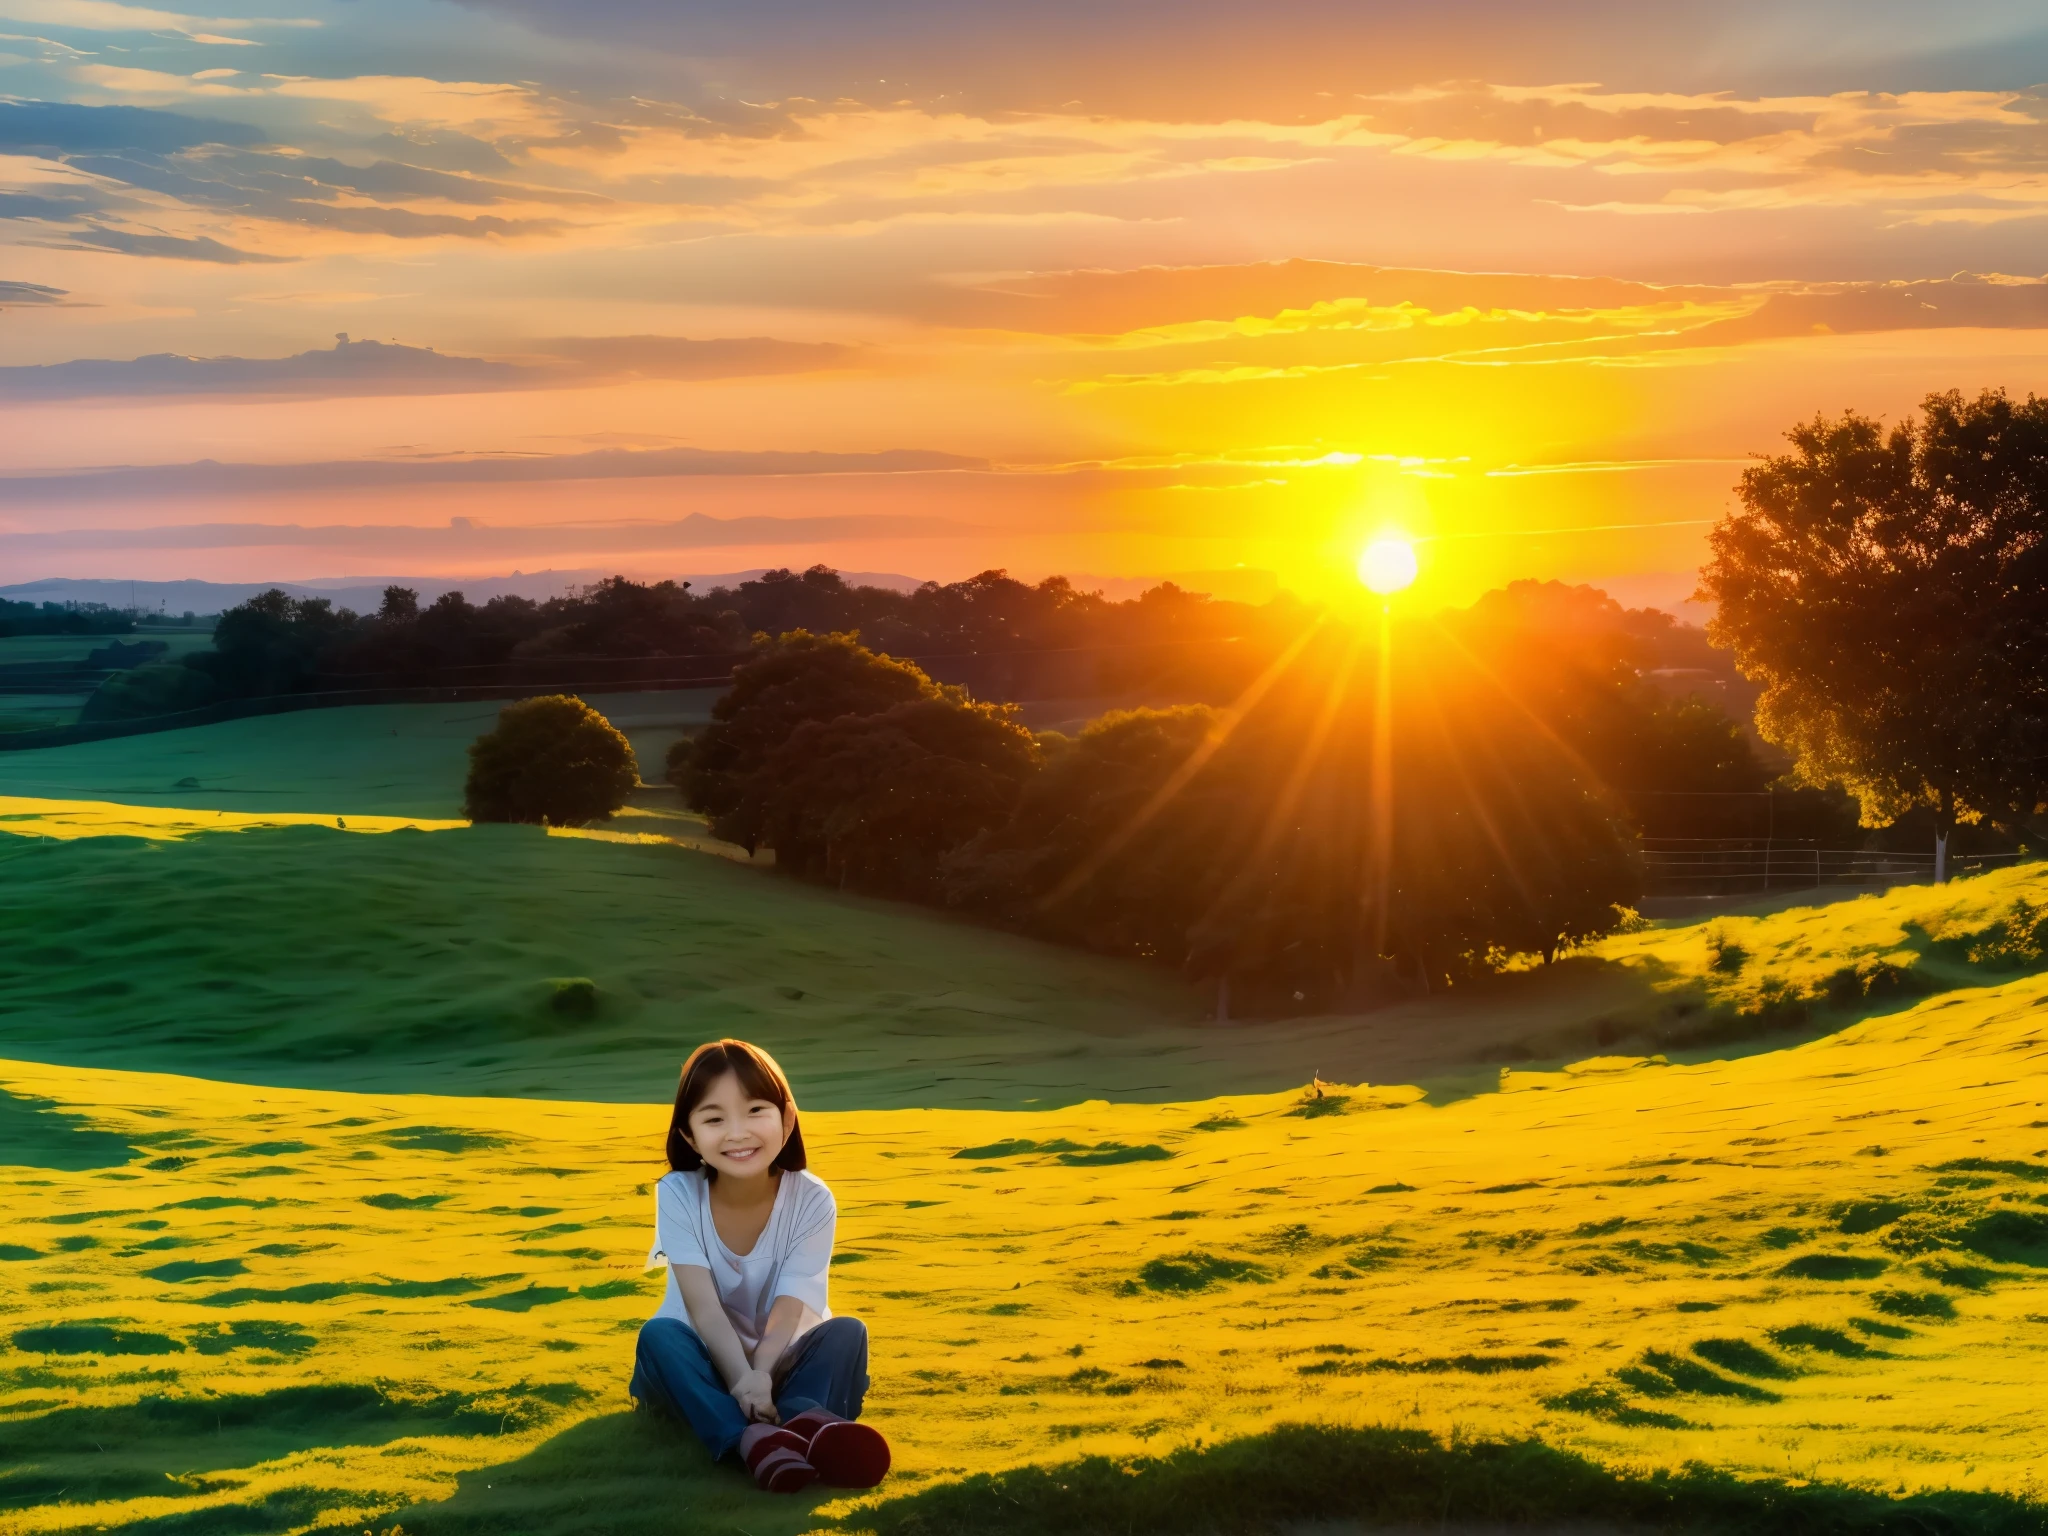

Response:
(1700, 390), (2048, 871)
(945, 628), (1641, 1008)
(670, 630), (937, 849)
(752, 696), (1040, 899)
(464, 695), (639, 827)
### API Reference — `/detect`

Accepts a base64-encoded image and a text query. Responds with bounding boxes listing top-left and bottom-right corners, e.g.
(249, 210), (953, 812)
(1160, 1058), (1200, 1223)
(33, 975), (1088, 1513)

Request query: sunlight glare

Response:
(1358, 536), (1419, 595)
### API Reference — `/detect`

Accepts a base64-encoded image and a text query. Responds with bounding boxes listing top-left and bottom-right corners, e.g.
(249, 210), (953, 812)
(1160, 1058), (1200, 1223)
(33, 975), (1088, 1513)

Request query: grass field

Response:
(0, 693), (721, 816)
(0, 635), (219, 736)
(2, 699), (2046, 1535)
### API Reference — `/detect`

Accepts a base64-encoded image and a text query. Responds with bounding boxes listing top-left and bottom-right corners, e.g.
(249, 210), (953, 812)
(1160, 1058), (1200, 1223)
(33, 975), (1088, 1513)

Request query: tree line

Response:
(0, 600), (134, 639)
(653, 584), (1791, 1007)
(87, 566), (1300, 721)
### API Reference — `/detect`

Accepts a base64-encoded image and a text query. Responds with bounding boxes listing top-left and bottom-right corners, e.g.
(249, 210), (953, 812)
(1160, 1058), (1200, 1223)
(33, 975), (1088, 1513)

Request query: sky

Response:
(2, 0), (2047, 607)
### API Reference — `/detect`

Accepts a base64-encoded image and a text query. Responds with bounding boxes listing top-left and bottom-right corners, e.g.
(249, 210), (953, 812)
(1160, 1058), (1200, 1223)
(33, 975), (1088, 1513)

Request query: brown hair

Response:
(665, 1039), (807, 1178)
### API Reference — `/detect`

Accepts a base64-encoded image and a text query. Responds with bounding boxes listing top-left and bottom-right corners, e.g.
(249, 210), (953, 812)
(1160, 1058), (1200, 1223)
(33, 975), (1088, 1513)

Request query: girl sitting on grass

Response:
(632, 1038), (890, 1494)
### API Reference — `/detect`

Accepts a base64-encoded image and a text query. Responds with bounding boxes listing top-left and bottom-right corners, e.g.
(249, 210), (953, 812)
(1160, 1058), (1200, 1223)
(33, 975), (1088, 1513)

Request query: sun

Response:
(1357, 535), (1419, 596)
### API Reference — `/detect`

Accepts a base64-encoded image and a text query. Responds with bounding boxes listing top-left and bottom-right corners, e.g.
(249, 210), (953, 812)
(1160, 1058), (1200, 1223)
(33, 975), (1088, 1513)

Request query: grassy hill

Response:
(2, 699), (2046, 1534)
(0, 691), (721, 818)
(1, 917), (2044, 1534)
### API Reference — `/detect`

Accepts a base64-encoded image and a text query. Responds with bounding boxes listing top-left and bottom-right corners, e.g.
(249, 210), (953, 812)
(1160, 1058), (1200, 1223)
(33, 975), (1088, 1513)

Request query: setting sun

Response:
(1357, 536), (1420, 595)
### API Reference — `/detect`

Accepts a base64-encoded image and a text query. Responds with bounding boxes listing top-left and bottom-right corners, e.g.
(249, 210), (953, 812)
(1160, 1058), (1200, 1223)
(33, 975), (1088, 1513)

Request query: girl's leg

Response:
(773, 1315), (870, 1420)
(631, 1317), (750, 1460)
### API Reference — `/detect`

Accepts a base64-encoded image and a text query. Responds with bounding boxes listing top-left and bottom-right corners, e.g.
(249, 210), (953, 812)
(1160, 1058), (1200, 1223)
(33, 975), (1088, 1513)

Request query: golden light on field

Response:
(1357, 535), (1420, 595)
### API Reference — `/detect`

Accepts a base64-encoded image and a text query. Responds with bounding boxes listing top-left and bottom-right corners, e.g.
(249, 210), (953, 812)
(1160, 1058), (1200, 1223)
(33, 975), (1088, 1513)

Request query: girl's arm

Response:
(751, 1294), (818, 1383)
(672, 1264), (780, 1424)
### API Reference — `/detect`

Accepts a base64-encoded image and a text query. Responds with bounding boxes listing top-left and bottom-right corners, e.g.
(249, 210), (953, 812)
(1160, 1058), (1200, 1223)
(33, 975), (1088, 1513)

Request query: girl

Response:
(631, 1039), (891, 1494)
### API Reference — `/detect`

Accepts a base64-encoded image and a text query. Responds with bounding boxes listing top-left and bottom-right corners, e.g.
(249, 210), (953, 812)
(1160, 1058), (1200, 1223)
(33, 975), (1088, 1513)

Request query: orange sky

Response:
(4, 2), (2048, 606)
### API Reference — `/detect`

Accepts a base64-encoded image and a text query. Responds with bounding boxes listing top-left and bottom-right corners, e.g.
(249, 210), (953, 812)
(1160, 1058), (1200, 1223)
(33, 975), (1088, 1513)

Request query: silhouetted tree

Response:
(463, 695), (639, 826)
(753, 696), (1040, 898)
(1701, 389), (2048, 871)
(944, 628), (1642, 1007)
(670, 631), (936, 847)
(0, 599), (133, 637)
(188, 589), (354, 696)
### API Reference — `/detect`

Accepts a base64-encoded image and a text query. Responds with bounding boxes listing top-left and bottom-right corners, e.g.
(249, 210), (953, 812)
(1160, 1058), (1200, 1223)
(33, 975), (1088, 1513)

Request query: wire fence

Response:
(1640, 839), (2026, 898)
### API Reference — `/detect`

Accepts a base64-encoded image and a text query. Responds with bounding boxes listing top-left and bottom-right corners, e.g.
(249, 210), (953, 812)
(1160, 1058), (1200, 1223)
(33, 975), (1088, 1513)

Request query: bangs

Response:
(665, 1039), (807, 1177)
(682, 1040), (792, 1116)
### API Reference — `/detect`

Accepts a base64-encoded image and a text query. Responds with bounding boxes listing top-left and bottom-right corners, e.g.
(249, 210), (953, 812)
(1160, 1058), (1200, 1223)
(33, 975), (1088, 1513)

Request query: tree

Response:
(1700, 390), (2048, 874)
(752, 697), (1040, 899)
(188, 589), (355, 696)
(669, 631), (937, 847)
(464, 695), (639, 826)
(945, 629), (1642, 1008)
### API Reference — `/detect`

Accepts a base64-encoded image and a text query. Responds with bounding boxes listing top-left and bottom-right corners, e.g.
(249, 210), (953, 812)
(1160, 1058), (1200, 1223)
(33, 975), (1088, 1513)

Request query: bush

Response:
(463, 696), (638, 827)
(80, 663), (221, 723)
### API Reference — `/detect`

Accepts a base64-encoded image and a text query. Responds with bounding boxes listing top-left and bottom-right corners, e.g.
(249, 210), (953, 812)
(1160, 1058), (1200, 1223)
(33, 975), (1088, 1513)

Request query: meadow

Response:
(0, 634), (219, 737)
(1, 699), (2046, 1535)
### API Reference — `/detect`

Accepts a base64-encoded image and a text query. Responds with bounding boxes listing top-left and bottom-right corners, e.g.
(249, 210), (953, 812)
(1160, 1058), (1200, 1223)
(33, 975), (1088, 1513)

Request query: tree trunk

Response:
(1215, 975), (1231, 1024)
(1935, 787), (1953, 885)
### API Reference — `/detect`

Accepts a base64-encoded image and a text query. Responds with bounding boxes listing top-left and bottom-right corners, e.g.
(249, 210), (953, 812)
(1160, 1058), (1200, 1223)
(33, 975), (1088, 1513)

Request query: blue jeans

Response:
(631, 1314), (871, 1461)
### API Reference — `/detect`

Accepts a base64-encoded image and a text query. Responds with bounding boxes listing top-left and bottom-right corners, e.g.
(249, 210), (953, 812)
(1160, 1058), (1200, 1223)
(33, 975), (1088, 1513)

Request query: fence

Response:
(1640, 838), (2025, 904)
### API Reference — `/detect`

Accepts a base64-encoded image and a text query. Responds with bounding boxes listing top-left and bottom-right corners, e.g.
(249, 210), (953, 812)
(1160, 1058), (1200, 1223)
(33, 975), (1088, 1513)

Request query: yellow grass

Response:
(4, 954), (2046, 1534)
(0, 795), (467, 841)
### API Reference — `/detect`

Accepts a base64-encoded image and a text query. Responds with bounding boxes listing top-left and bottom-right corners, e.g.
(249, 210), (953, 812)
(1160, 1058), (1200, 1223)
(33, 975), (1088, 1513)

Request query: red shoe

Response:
(739, 1424), (817, 1494)
(783, 1409), (890, 1489)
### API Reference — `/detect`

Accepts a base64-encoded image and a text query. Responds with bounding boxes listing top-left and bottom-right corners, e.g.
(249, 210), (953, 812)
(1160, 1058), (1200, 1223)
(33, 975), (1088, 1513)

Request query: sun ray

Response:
(1039, 618), (1327, 911)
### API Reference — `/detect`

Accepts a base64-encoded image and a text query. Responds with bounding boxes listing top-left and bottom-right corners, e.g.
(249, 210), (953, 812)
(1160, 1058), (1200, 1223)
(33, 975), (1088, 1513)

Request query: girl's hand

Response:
(733, 1368), (779, 1424)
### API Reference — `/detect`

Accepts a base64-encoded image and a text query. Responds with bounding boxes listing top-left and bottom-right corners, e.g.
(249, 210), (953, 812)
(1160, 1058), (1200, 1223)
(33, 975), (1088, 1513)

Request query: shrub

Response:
(81, 662), (221, 722)
(463, 696), (638, 827)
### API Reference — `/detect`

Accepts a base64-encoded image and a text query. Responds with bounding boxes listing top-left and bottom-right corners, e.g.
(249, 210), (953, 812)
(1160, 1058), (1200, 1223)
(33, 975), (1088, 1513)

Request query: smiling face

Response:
(683, 1070), (796, 1182)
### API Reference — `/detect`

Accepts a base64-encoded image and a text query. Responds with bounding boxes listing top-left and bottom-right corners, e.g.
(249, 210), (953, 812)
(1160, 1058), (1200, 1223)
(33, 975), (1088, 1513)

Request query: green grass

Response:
(0, 691), (720, 814)
(0, 820), (1232, 1108)
(825, 1423), (2048, 1536)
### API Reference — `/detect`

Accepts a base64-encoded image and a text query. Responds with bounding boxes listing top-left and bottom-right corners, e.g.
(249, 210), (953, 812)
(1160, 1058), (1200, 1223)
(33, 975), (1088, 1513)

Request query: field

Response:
(0, 634), (219, 736)
(2, 698), (2047, 1535)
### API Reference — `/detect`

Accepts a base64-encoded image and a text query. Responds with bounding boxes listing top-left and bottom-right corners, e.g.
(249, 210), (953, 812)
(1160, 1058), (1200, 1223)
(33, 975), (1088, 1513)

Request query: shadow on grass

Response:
(0, 1085), (136, 1169)
(399, 1409), (830, 1536)
(386, 1415), (2048, 1536)
(0, 1383), (583, 1513)
(837, 1423), (2048, 1536)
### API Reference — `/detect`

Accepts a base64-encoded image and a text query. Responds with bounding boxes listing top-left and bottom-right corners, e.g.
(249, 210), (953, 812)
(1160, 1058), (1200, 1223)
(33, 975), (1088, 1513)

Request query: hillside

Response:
(1, 900), (2044, 1533)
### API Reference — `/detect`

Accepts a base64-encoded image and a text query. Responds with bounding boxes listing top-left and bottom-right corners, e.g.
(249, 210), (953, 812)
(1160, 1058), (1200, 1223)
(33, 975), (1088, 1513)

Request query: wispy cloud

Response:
(0, 0), (313, 42)
(0, 444), (987, 502)
(0, 333), (857, 400)
(0, 510), (971, 554)
(0, 278), (71, 304)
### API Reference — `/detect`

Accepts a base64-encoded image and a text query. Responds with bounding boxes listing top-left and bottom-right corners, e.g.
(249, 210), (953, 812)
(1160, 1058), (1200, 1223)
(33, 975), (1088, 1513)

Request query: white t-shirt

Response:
(645, 1168), (836, 1352)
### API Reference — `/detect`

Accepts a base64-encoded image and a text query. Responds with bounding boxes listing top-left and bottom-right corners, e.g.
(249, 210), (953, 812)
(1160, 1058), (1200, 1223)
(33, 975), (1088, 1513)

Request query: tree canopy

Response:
(1700, 389), (2048, 837)
(754, 696), (1041, 900)
(689, 616), (1647, 1010)
(671, 630), (938, 847)
(463, 695), (640, 827)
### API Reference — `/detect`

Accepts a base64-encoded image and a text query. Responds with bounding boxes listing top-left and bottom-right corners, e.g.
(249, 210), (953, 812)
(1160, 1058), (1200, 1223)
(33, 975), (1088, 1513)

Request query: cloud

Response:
(0, 336), (517, 399)
(0, 444), (987, 502)
(0, 98), (264, 153)
(0, 278), (69, 305)
(0, 0), (304, 40)
(0, 333), (858, 400)
(524, 334), (854, 380)
(52, 226), (292, 261)
(915, 260), (2048, 389)
(445, 0), (2048, 116)
(0, 511), (970, 555)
